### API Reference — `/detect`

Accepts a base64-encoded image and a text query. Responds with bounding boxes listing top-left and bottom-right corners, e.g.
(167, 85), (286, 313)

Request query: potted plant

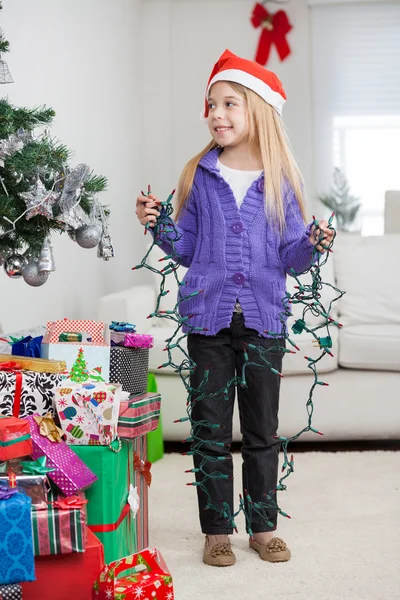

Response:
(318, 168), (362, 232)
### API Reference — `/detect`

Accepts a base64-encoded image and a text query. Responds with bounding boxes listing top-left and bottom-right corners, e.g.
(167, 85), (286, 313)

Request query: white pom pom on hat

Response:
(203, 49), (286, 118)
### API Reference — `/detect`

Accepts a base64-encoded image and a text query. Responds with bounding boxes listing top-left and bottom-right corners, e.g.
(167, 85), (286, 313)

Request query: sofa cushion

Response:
(339, 324), (400, 371)
(148, 324), (338, 376)
(334, 233), (400, 326)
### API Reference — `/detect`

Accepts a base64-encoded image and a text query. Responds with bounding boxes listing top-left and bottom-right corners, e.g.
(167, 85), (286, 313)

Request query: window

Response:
(311, 3), (400, 235)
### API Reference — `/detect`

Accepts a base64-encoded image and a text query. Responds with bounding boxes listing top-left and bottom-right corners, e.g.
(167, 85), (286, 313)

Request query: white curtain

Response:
(310, 2), (400, 234)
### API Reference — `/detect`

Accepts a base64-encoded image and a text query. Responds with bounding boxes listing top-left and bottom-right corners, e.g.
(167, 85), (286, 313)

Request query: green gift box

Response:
(69, 437), (149, 564)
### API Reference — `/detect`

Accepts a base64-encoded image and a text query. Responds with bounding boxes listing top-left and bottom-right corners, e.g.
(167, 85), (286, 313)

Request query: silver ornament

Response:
(0, 58), (13, 84)
(3, 253), (27, 278)
(22, 261), (49, 287)
(38, 238), (56, 272)
(58, 164), (90, 212)
(75, 224), (102, 249)
(97, 233), (114, 261)
(56, 204), (88, 230)
(20, 177), (59, 220)
(0, 133), (24, 167)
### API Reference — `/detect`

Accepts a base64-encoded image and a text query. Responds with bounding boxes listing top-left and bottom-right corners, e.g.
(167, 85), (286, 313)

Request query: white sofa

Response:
(99, 196), (400, 442)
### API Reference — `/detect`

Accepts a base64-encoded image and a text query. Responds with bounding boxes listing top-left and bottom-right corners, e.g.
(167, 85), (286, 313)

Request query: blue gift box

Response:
(0, 487), (35, 585)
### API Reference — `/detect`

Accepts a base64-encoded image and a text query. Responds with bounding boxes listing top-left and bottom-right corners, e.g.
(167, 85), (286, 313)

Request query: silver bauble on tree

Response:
(22, 261), (49, 287)
(38, 238), (56, 273)
(75, 224), (102, 249)
(3, 253), (27, 278)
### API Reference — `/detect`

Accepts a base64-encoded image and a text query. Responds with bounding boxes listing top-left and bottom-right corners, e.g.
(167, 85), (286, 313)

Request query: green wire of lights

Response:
(133, 192), (344, 537)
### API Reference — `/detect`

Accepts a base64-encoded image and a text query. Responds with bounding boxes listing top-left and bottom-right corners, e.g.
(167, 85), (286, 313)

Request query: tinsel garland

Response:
(133, 193), (343, 536)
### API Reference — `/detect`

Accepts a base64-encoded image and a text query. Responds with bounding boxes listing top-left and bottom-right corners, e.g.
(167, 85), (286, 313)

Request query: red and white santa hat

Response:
(203, 49), (286, 118)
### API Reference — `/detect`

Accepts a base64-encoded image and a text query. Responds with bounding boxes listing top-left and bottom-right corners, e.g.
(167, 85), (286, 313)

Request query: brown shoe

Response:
(249, 537), (291, 562)
(203, 537), (236, 567)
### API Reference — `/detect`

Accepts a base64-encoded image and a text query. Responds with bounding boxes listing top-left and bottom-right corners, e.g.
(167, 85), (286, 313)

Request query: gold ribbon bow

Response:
(34, 413), (64, 443)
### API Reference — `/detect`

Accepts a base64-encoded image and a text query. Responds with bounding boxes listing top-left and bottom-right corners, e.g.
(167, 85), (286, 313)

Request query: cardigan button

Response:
(258, 179), (264, 192)
(231, 221), (243, 234)
(233, 273), (245, 285)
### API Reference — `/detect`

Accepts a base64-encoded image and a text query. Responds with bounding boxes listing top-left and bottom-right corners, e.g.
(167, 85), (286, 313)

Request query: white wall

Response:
(0, 0), (146, 332)
(140, 0), (315, 206)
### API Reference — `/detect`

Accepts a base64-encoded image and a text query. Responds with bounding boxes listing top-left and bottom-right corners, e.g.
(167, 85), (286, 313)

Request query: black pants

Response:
(187, 313), (284, 535)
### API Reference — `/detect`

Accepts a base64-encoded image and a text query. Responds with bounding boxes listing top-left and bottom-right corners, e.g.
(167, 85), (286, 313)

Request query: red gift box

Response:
(0, 416), (32, 461)
(22, 529), (104, 600)
(93, 548), (174, 600)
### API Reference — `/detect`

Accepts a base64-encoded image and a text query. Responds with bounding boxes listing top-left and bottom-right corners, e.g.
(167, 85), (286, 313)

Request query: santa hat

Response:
(203, 49), (286, 118)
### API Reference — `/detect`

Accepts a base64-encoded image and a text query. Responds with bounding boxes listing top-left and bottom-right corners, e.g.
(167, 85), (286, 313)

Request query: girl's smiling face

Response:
(207, 81), (249, 149)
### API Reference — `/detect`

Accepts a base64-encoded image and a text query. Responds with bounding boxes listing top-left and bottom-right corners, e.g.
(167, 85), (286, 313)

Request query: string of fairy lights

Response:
(133, 191), (344, 536)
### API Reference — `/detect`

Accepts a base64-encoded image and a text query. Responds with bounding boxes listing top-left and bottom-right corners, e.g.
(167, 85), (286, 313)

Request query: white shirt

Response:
(217, 160), (263, 208)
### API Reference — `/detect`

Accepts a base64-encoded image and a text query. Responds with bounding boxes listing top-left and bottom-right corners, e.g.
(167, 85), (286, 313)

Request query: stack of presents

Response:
(0, 319), (174, 600)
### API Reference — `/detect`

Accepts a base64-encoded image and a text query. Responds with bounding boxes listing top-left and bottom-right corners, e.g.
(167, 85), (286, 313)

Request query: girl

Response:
(136, 49), (333, 567)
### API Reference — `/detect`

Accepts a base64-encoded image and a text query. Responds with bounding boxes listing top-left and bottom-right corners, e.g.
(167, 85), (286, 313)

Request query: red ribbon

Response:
(251, 3), (292, 66)
(0, 362), (24, 418)
(134, 451), (152, 487)
(50, 495), (88, 510)
(88, 502), (130, 533)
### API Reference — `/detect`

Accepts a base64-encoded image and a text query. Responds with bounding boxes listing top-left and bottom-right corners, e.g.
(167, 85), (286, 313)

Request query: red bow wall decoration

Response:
(251, 3), (292, 66)
(134, 451), (152, 487)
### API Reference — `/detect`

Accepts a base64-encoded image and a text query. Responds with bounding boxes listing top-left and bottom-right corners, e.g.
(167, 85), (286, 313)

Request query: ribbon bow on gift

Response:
(133, 452), (152, 487)
(251, 3), (292, 66)
(0, 482), (18, 500)
(20, 456), (55, 475)
(50, 495), (88, 510)
(34, 413), (64, 443)
(0, 360), (23, 372)
(109, 321), (136, 332)
(0, 361), (24, 417)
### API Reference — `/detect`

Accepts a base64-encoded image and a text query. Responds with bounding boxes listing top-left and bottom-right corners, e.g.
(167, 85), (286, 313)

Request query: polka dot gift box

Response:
(0, 583), (23, 600)
(24, 414), (98, 496)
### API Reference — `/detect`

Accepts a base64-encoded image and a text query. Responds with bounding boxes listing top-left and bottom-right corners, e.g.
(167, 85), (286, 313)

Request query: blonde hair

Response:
(175, 82), (306, 231)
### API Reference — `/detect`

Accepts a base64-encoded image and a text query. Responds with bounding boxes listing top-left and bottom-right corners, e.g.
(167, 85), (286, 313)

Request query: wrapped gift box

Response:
(11, 335), (42, 358)
(118, 392), (161, 440)
(0, 458), (50, 509)
(55, 381), (122, 446)
(93, 548), (173, 600)
(0, 487), (35, 585)
(31, 488), (87, 556)
(0, 325), (46, 356)
(0, 355), (66, 374)
(70, 436), (149, 564)
(123, 333), (154, 349)
(0, 364), (62, 418)
(22, 529), (104, 600)
(109, 347), (149, 394)
(0, 417), (32, 461)
(41, 319), (110, 382)
(109, 322), (136, 346)
(25, 414), (97, 496)
(0, 583), (22, 600)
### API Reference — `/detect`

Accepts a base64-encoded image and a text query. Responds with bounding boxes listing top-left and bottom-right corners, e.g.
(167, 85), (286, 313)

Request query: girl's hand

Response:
(135, 193), (161, 228)
(309, 219), (334, 253)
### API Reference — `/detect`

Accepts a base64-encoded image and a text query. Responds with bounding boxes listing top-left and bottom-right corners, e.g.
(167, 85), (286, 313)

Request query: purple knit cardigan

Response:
(154, 148), (315, 337)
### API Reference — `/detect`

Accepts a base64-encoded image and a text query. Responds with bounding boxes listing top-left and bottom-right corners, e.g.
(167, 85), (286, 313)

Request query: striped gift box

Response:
(118, 392), (161, 440)
(31, 488), (87, 555)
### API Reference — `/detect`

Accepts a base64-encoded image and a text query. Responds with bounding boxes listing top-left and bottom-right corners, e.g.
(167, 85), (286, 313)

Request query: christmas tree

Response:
(69, 348), (89, 383)
(0, 28), (114, 287)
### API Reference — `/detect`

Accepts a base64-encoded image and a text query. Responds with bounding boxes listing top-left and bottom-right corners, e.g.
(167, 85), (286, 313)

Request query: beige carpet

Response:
(149, 451), (400, 600)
